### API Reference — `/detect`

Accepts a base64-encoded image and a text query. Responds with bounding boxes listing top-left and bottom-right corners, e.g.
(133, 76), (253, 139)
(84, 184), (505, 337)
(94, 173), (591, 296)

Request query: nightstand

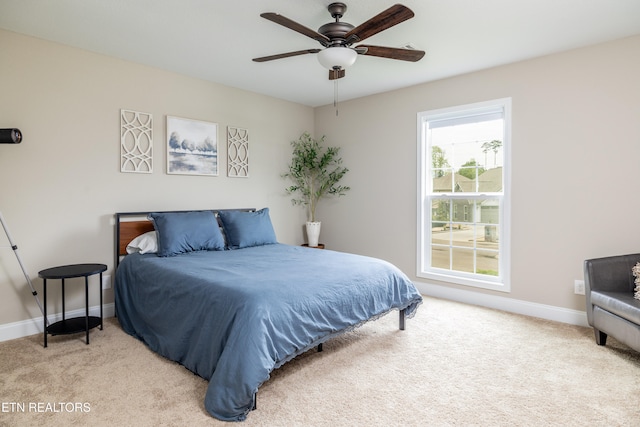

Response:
(302, 243), (325, 249)
(38, 263), (107, 347)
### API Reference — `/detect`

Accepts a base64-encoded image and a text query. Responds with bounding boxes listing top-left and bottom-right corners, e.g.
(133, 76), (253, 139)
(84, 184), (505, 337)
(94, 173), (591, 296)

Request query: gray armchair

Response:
(584, 254), (640, 353)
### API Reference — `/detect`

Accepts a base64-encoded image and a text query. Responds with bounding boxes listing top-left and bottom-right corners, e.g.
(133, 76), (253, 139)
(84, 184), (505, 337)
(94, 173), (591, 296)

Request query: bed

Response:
(114, 208), (423, 421)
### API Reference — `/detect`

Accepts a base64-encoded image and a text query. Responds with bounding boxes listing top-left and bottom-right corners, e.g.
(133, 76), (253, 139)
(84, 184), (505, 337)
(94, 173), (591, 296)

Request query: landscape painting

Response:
(166, 116), (218, 176)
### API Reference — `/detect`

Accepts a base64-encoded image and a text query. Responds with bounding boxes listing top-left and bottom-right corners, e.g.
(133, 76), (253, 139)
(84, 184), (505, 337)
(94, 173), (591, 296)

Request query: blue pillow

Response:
(218, 208), (277, 249)
(148, 211), (225, 257)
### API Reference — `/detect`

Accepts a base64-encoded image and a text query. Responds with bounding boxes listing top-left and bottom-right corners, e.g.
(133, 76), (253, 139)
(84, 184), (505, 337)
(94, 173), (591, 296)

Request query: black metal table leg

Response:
(61, 279), (66, 321)
(99, 272), (103, 330)
(85, 275), (90, 344)
(43, 278), (47, 348)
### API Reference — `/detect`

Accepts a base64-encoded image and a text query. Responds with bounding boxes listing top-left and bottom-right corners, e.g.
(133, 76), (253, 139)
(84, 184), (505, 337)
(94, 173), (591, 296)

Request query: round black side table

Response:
(38, 263), (107, 347)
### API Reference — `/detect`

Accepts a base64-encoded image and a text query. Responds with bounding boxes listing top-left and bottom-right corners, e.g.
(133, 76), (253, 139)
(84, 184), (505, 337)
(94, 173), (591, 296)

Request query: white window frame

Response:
(417, 98), (511, 292)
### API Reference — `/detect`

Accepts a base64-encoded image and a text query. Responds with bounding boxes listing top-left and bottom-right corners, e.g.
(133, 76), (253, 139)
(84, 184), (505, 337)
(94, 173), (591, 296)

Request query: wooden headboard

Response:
(117, 219), (155, 256)
(114, 209), (255, 267)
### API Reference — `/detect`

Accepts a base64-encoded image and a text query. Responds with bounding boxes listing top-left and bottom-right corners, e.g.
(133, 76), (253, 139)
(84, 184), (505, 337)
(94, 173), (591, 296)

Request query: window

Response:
(417, 98), (511, 292)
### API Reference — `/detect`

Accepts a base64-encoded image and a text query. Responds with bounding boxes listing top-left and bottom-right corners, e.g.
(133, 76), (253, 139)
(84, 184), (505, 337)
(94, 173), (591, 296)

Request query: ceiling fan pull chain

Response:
(334, 77), (339, 116)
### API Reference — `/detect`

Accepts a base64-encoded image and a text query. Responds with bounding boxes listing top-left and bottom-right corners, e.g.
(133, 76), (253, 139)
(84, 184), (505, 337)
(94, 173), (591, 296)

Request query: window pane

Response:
(451, 248), (474, 273)
(478, 167), (503, 193)
(482, 223), (499, 242)
(431, 122), (503, 161)
(432, 171), (453, 193)
(479, 199), (500, 224)
(450, 224), (475, 247)
(431, 199), (449, 223)
(477, 249), (499, 276)
(431, 245), (450, 270)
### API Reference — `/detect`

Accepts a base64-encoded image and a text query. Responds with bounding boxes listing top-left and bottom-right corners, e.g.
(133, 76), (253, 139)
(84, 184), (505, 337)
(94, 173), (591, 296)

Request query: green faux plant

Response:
(283, 132), (350, 222)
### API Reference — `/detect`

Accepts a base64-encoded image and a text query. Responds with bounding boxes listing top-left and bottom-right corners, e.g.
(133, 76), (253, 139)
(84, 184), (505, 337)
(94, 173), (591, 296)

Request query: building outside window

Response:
(417, 98), (511, 291)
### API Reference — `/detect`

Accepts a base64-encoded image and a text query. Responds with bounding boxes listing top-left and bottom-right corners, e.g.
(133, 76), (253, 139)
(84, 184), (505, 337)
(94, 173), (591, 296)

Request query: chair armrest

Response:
(584, 254), (640, 294)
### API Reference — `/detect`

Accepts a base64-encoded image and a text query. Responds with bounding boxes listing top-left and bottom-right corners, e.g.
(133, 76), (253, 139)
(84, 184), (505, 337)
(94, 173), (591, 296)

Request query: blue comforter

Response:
(115, 243), (422, 421)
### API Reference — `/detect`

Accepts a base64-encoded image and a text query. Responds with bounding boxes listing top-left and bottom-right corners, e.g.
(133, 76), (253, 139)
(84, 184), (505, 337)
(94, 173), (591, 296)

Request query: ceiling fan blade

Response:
(253, 49), (321, 63)
(329, 69), (346, 80)
(357, 45), (425, 62)
(345, 4), (414, 44)
(260, 13), (330, 46)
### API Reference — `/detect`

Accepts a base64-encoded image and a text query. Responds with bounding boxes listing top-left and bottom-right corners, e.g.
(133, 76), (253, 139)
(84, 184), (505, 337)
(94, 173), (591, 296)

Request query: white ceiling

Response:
(2, 0), (640, 107)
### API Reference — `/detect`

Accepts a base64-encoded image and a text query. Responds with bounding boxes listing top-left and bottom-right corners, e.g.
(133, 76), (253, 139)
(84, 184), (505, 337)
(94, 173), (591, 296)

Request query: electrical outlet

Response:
(102, 274), (112, 290)
(574, 279), (585, 295)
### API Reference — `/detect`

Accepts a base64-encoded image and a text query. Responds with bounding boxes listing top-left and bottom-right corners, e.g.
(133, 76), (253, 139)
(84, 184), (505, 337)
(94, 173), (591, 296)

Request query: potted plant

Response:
(283, 132), (350, 247)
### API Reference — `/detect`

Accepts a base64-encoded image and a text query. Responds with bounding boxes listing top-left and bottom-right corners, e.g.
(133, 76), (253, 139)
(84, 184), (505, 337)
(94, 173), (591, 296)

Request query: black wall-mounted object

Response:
(0, 128), (22, 144)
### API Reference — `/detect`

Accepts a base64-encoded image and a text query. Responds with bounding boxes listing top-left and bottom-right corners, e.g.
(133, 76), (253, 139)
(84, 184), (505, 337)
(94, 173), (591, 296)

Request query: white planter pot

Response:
(306, 221), (321, 247)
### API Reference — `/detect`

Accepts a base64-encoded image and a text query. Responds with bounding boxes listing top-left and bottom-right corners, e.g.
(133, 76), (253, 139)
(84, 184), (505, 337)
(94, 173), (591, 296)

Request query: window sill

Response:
(417, 270), (510, 293)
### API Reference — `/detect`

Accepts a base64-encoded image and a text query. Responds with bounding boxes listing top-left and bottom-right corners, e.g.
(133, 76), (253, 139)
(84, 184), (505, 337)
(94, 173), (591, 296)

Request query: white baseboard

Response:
(0, 303), (115, 343)
(414, 281), (589, 327)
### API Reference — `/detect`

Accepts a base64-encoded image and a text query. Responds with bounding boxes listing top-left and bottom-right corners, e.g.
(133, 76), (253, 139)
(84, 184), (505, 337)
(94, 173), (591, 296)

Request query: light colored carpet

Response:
(1, 297), (639, 426)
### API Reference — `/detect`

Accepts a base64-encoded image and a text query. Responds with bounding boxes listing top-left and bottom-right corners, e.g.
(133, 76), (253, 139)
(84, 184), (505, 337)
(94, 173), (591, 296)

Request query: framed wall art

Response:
(120, 109), (153, 173)
(166, 116), (218, 176)
(227, 126), (249, 178)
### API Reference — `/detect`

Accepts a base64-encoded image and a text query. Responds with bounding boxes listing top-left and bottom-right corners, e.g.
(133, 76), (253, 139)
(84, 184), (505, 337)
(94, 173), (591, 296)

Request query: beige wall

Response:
(0, 30), (312, 326)
(314, 35), (640, 313)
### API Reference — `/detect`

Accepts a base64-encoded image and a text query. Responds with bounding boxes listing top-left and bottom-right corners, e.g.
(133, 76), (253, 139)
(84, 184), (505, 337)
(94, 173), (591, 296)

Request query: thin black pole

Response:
(0, 211), (48, 326)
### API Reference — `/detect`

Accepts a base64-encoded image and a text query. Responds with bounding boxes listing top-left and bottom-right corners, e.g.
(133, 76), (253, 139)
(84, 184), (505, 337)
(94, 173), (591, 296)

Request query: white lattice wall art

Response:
(120, 109), (153, 173)
(227, 127), (249, 178)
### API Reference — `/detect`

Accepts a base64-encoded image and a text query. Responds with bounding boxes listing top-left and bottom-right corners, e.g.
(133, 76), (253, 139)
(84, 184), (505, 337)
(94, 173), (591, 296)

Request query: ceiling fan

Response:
(252, 2), (425, 80)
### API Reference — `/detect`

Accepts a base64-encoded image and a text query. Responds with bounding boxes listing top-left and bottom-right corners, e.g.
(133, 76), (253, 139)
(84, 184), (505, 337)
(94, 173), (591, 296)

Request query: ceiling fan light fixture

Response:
(317, 46), (357, 70)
